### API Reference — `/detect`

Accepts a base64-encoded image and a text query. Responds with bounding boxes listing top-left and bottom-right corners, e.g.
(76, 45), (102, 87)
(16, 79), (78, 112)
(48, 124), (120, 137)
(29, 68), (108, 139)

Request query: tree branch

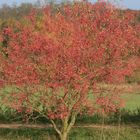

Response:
(50, 119), (62, 136)
(66, 112), (77, 134)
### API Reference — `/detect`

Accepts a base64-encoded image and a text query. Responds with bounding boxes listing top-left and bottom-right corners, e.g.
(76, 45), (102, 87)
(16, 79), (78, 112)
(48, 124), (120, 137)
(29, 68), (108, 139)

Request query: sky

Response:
(0, 0), (140, 10)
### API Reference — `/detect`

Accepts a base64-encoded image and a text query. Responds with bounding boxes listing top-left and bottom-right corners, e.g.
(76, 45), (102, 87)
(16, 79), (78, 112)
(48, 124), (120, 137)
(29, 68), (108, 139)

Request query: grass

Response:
(0, 128), (54, 140)
(0, 127), (139, 140)
(122, 93), (140, 111)
(69, 127), (140, 140)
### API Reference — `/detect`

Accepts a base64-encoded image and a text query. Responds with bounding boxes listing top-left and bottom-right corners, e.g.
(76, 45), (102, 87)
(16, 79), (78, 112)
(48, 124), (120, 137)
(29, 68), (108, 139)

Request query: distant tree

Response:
(0, 3), (35, 19)
(0, 4), (12, 19)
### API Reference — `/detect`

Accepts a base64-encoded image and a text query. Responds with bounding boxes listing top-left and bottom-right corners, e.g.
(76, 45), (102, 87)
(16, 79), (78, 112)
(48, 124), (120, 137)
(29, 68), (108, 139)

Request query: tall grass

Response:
(0, 127), (139, 140)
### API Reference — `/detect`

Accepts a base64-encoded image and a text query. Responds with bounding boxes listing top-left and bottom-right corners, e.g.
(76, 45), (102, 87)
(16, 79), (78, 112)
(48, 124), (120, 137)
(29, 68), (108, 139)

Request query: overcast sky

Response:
(0, 0), (140, 10)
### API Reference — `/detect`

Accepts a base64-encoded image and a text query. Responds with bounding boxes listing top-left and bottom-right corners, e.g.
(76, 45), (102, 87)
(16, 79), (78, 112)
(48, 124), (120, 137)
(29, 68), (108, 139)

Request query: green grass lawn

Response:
(122, 93), (140, 111)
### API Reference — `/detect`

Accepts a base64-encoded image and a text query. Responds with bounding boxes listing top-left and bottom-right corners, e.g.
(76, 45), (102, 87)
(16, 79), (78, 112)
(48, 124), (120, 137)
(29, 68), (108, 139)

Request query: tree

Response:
(0, 1), (139, 140)
(0, 2), (39, 20)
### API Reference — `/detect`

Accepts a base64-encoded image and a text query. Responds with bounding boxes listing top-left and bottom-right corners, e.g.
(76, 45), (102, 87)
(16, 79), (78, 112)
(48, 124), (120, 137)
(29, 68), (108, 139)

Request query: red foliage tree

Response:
(0, 1), (139, 140)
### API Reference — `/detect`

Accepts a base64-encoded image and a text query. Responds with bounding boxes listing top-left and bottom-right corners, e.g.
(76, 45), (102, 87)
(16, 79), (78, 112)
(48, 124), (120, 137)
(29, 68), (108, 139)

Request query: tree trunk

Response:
(51, 113), (77, 140)
(60, 131), (68, 140)
(59, 116), (69, 140)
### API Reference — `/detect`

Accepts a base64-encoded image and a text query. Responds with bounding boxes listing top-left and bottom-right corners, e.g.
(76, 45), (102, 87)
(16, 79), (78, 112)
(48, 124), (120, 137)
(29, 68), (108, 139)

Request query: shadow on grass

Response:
(108, 108), (140, 126)
(76, 108), (140, 126)
(0, 108), (140, 126)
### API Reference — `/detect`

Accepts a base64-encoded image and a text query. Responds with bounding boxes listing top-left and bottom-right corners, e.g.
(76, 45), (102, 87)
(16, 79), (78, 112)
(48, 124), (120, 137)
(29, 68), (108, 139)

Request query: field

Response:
(122, 93), (140, 111)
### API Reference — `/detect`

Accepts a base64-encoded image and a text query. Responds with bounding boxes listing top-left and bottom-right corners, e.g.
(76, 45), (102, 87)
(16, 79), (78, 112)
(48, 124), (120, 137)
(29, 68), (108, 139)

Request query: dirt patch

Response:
(0, 124), (139, 129)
